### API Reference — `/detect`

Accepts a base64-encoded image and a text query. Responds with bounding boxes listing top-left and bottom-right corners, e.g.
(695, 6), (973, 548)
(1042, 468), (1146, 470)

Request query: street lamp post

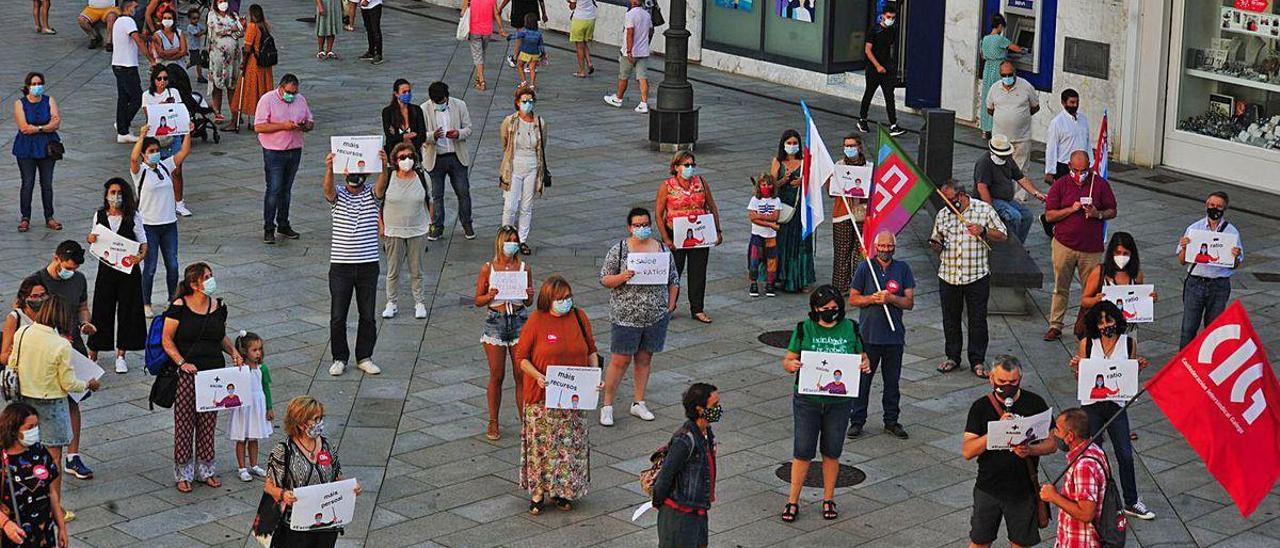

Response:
(648, 0), (699, 152)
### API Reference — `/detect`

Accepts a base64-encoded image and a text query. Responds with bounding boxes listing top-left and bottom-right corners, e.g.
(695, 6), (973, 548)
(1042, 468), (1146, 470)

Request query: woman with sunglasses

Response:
(373, 143), (429, 320)
(141, 66), (191, 217)
(654, 151), (721, 324)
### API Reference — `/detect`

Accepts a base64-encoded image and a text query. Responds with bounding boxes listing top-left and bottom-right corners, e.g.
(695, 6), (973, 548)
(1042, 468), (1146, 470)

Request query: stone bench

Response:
(921, 198), (1043, 315)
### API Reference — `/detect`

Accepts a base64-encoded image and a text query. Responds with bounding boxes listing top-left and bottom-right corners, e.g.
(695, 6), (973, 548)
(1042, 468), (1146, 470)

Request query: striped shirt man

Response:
(330, 184), (380, 264)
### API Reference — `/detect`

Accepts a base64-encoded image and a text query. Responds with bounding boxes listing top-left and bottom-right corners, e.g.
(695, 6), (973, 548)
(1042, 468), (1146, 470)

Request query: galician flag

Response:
(800, 101), (833, 240)
(1093, 109), (1110, 179)
(862, 126), (937, 252)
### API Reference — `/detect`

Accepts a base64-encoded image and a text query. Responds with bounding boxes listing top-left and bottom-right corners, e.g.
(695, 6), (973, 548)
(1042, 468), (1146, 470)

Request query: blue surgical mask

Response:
(552, 298), (573, 315)
(1001, 76), (1016, 86)
(784, 144), (800, 156)
(398, 92), (413, 104)
(680, 166), (696, 179)
(202, 276), (217, 295)
(28, 85), (44, 97)
(19, 427), (39, 447)
(520, 101), (535, 114)
(57, 268), (74, 280)
(882, 17), (895, 27)
(843, 146), (859, 159)
(435, 101), (448, 112)
(502, 241), (520, 257)
(633, 226), (653, 240)
(147, 152), (162, 165)
(282, 91), (296, 103)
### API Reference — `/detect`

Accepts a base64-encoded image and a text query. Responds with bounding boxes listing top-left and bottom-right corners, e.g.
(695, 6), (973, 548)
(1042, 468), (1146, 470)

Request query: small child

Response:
(228, 330), (274, 482)
(747, 173), (781, 297)
(184, 8), (207, 83)
(508, 13), (546, 89)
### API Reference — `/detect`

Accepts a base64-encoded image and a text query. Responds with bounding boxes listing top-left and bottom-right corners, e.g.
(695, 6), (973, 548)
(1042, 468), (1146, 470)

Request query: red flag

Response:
(1145, 301), (1280, 516)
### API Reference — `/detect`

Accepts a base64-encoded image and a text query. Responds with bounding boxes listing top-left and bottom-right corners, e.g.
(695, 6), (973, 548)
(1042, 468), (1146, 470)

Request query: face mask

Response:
(217, 1), (229, 11)
(990, 154), (1006, 165)
(19, 427), (39, 447)
(282, 91), (296, 104)
(1101, 325), (1117, 337)
(107, 195), (123, 208)
(760, 185), (773, 198)
(520, 101), (535, 114)
(1112, 255), (1130, 269)
(398, 92), (413, 105)
(147, 152), (162, 165)
(435, 101), (448, 112)
(25, 298), (45, 311)
(28, 85), (43, 97)
(1206, 207), (1225, 221)
(809, 308), (841, 324)
(397, 158), (415, 172)
(162, 19), (175, 28)
(1054, 435), (1070, 453)
(1095, 379), (1105, 387)
(680, 166), (696, 179)
(1065, 105), (1079, 116)
(632, 226), (653, 240)
(202, 276), (218, 295)
(552, 298), (573, 315)
(58, 267), (74, 280)
(843, 147), (859, 159)
(1001, 76), (1015, 86)
(702, 404), (722, 423)
(994, 383), (1019, 401)
(784, 144), (800, 156)
(883, 17), (895, 27)
(877, 250), (894, 263)
(345, 174), (367, 187)
(951, 198), (964, 211)
(307, 419), (325, 439)
(502, 242), (521, 257)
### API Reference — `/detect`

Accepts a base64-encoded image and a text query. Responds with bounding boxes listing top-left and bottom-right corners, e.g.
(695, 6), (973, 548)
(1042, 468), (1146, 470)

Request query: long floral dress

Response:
(979, 33), (1012, 133)
(775, 162), (815, 293)
(206, 9), (243, 95)
(0, 444), (59, 548)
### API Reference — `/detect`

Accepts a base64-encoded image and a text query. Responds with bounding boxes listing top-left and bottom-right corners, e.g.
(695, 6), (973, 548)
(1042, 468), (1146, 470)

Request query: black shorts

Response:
(969, 486), (1041, 546)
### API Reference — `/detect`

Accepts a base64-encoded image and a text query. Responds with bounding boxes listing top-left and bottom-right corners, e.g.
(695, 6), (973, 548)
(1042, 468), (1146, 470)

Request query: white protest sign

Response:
(626, 252), (670, 285)
(986, 408), (1054, 450)
(1077, 359), (1140, 404)
(489, 270), (528, 301)
(673, 214), (716, 249)
(290, 478), (358, 531)
(89, 224), (142, 274)
(1101, 284), (1155, 324)
(68, 352), (105, 403)
(1184, 228), (1238, 269)
(194, 366), (251, 413)
(330, 136), (384, 174)
(829, 163), (873, 199)
(797, 351), (859, 398)
(145, 103), (191, 137)
(631, 501), (654, 522)
(545, 366), (602, 410)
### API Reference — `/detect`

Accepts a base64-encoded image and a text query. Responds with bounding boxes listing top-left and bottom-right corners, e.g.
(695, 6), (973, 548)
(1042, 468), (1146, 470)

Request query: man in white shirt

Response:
(422, 81), (474, 241)
(602, 0), (653, 113)
(1176, 191), (1243, 348)
(112, 0), (155, 144)
(1043, 88), (1091, 185)
(984, 61), (1038, 188)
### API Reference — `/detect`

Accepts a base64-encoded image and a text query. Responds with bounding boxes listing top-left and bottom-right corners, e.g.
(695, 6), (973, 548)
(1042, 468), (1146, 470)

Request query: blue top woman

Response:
(12, 72), (63, 233)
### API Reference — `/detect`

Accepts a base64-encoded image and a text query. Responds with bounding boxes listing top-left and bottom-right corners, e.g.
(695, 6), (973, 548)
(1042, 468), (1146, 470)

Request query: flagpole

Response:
(1047, 388), (1150, 485)
(934, 189), (992, 250)
(843, 194), (896, 332)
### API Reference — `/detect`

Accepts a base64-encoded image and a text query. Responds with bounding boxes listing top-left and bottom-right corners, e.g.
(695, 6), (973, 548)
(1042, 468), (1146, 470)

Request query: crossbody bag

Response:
(986, 393), (1051, 529)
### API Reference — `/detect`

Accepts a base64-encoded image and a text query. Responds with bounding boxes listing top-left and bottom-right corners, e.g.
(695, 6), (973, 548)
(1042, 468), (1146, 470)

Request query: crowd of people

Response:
(2, 1), (1254, 547)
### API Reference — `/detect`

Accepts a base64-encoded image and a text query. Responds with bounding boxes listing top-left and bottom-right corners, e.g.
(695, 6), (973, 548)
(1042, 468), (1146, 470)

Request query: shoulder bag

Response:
(572, 308), (603, 368)
(986, 393), (1050, 529)
(251, 441), (293, 547)
(148, 299), (215, 410)
(537, 117), (551, 188)
(2, 326), (29, 402)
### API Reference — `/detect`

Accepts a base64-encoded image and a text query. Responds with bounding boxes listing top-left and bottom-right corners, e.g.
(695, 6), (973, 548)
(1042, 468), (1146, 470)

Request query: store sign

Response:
(1236, 0), (1271, 12)
(1007, 0), (1035, 9)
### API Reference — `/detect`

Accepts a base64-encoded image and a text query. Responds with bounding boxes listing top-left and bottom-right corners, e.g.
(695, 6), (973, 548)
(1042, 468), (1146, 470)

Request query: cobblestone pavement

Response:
(5, 1), (1280, 546)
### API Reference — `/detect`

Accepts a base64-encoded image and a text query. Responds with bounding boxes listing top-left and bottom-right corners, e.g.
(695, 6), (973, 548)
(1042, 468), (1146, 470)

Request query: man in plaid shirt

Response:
(1041, 408), (1107, 548)
(929, 181), (1007, 378)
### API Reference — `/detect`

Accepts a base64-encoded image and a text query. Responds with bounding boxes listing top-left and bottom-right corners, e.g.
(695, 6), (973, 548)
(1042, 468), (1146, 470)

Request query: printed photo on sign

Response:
(1185, 228), (1239, 269)
(545, 366), (602, 410)
(1101, 284), (1155, 324)
(797, 351), (859, 398)
(145, 103), (191, 137)
(775, 0), (815, 22)
(89, 224), (142, 274)
(69, 351), (105, 403)
(194, 367), (251, 413)
(626, 252), (670, 285)
(1077, 359), (1139, 404)
(290, 478), (358, 531)
(986, 408), (1053, 450)
(829, 163), (873, 199)
(489, 270), (529, 301)
(330, 136), (384, 174)
(714, 0), (752, 10)
(673, 214), (716, 249)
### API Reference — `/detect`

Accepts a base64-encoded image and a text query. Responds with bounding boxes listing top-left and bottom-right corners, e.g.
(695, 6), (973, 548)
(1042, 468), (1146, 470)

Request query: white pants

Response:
(503, 168), (537, 243)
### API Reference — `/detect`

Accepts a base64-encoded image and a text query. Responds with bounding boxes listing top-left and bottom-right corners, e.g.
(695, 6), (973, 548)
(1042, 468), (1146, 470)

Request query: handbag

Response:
(2, 326), (28, 403)
(45, 141), (64, 162)
(571, 308), (603, 368)
(537, 117), (551, 188)
(986, 393), (1050, 529)
(645, 0), (665, 27)
(456, 8), (470, 41)
(251, 441), (293, 547)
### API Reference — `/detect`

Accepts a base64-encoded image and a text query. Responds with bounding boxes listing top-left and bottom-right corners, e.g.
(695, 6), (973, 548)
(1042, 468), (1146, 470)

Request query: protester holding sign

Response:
(141, 66), (193, 217)
(599, 207), (678, 427)
(475, 225), (535, 440)
(1081, 231), (1154, 336)
(264, 396), (362, 547)
(162, 262), (243, 493)
(846, 230), (914, 440)
(375, 143), (430, 320)
(746, 173), (781, 297)
(322, 153), (382, 378)
(830, 134), (870, 294)
(1176, 191), (1243, 348)
(0, 402), (69, 548)
(1068, 301), (1154, 520)
(513, 275), (597, 515)
(780, 285), (868, 522)
(655, 151), (721, 323)
(129, 125), (191, 317)
(770, 130), (816, 295)
(87, 178), (148, 374)
(651, 383), (719, 548)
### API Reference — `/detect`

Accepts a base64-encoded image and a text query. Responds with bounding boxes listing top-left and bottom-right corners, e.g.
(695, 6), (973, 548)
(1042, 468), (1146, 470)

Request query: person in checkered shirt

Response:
(1041, 407), (1107, 548)
(929, 180), (1007, 378)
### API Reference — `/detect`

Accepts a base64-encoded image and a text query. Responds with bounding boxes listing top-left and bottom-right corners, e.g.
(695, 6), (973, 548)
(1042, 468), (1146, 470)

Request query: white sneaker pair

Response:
(384, 302), (428, 319)
(602, 94), (649, 113)
(329, 359), (382, 376)
(598, 401), (656, 426)
(237, 466), (267, 482)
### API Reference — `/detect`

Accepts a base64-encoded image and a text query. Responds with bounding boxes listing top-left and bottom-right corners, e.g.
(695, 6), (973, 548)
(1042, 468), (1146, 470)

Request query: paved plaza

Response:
(5, 1), (1280, 546)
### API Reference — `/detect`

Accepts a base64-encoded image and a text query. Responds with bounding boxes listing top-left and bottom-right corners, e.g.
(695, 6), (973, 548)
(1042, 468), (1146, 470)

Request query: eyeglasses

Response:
(630, 222), (651, 228)
(396, 156), (414, 162)
(680, 162), (696, 167)
(156, 77), (168, 81)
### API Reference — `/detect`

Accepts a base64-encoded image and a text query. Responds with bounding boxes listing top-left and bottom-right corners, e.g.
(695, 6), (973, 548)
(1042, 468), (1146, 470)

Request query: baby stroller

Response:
(164, 62), (221, 144)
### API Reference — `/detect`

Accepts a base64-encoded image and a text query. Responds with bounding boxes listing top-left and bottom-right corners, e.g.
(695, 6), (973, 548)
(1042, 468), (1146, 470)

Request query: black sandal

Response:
(781, 502), (798, 523)
(552, 496), (573, 511)
(529, 497), (544, 515)
(822, 500), (838, 520)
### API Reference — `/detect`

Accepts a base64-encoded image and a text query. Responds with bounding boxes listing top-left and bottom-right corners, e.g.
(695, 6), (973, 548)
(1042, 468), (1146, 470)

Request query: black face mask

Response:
(810, 308), (842, 324)
(994, 383), (1019, 401)
(345, 174), (368, 187)
(1206, 207), (1225, 221)
(1065, 105), (1079, 116)
(1101, 325), (1118, 337)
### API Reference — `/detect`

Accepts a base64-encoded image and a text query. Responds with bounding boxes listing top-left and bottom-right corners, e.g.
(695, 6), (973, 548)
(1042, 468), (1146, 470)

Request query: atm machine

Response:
(985, 0), (1056, 91)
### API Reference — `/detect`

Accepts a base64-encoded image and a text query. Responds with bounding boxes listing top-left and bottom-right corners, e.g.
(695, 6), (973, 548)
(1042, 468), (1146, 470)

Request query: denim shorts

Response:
(21, 396), (72, 447)
(609, 315), (669, 355)
(481, 307), (527, 347)
(792, 393), (852, 460)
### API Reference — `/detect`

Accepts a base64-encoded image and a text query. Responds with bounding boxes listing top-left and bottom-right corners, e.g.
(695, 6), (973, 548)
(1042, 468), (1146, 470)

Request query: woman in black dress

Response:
(87, 178), (148, 374)
(381, 78), (427, 162)
(161, 262), (243, 493)
(0, 402), (68, 548)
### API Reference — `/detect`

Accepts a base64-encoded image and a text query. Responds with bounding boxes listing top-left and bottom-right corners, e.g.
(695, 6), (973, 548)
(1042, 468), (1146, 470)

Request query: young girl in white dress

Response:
(228, 331), (273, 482)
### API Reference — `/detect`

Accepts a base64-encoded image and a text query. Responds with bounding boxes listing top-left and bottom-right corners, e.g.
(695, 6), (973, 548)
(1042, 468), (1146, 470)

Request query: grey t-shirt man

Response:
(31, 268), (89, 354)
(973, 154), (1025, 202)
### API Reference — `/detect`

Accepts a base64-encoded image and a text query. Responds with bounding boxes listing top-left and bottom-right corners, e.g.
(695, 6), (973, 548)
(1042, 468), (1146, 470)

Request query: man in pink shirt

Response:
(254, 73), (314, 245)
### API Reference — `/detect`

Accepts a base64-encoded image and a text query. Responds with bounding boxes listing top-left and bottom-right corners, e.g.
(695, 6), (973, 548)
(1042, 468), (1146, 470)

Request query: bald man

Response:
(847, 230), (915, 439)
(985, 60), (1039, 189)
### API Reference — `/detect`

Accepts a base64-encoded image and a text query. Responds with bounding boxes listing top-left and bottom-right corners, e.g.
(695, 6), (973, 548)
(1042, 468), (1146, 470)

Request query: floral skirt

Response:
(520, 403), (590, 499)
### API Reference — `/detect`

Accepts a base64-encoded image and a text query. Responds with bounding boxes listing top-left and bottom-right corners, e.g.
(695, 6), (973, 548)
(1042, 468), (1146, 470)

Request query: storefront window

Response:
(1176, 1), (1280, 152)
(703, 0), (761, 51)
(763, 1), (825, 63)
(703, 0), (870, 72)
(832, 0), (871, 63)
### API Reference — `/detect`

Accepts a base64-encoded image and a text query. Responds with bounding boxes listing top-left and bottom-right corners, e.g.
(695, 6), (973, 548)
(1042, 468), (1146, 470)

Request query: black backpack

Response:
(1081, 455), (1128, 548)
(256, 30), (279, 68)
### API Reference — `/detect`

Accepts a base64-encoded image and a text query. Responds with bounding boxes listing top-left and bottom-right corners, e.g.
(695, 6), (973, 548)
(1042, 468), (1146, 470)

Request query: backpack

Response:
(256, 30), (279, 68)
(639, 430), (695, 497)
(1080, 455), (1128, 548)
(143, 315), (171, 375)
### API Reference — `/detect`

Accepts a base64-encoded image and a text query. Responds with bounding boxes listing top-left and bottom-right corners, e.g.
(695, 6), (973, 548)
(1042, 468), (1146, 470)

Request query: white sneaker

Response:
(249, 465), (268, 477)
(603, 94), (624, 108)
(599, 405), (615, 426)
(143, 304), (154, 318)
(116, 134), (138, 144)
(329, 360), (346, 376)
(238, 468), (252, 482)
(630, 401), (656, 421)
(356, 359), (381, 375)
(175, 201), (192, 217)
(634, 102), (650, 114)
(114, 357), (128, 374)
(382, 302), (397, 319)
(414, 303), (427, 319)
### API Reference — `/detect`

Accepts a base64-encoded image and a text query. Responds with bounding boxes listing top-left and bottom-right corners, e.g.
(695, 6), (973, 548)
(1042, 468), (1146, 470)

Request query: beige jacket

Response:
(498, 113), (547, 194)
(420, 97), (473, 171)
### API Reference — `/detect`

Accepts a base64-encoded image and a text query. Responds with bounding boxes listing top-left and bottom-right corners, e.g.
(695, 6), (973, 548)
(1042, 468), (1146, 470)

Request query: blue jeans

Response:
(991, 198), (1032, 243)
(792, 394), (852, 460)
(16, 156), (55, 220)
(142, 222), (180, 305)
(849, 344), (903, 427)
(1180, 276), (1231, 348)
(427, 153), (472, 229)
(262, 148), (301, 232)
(1084, 402), (1138, 506)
